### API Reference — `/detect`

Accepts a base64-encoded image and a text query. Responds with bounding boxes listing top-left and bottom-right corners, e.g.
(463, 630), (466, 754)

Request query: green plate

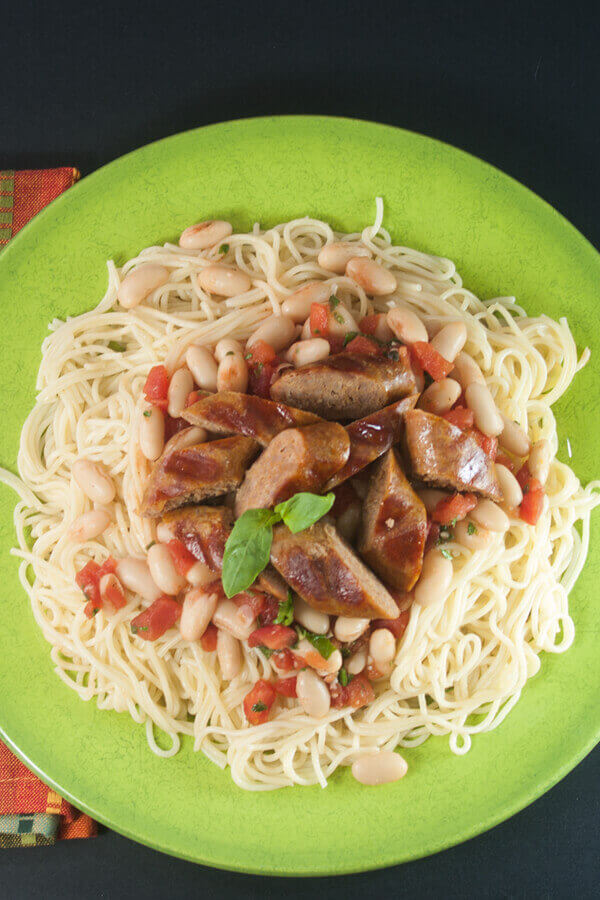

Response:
(0, 117), (599, 875)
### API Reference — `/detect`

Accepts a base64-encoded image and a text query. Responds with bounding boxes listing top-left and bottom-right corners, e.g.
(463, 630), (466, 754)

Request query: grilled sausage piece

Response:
(403, 409), (502, 501)
(270, 521), (399, 619)
(358, 449), (427, 591)
(324, 394), (419, 491)
(162, 505), (233, 571)
(182, 390), (322, 446)
(141, 435), (260, 517)
(270, 350), (417, 420)
(234, 422), (350, 517)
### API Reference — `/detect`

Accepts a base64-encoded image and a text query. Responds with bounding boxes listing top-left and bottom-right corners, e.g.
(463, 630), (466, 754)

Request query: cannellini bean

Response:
(215, 338), (244, 362)
(417, 488), (450, 514)
(465, 382), (503, 437)
(528, 439), (551, 486)
(147, 543), (187, 596)
(351, 751), (408, 786)
(317, 649), (343, 677)
(296, 669), (331, 718)
(179, 220), (232, 250)
(414, 549), (453, 607)
(300, 317), (313, 340)
(418, 378), (462, 415)
(293, 596), (330, 635)
(72, 459), (116, 505)
(156, 521), (174, 542)
(213, 599), (255, 641)
(326, 303), (359, 338)
(197, 264), (251, 297)
(217, 629), (242, 680)
(116, 558), (162, 602)
(317, 241), (370, 274)
(163, 426), (207, 454)
(386, 307), (428, 344)
(470, 499), (509, 533)
(431, 322), (467, 363)
(451, 351), (485, 390)
(99, 574), (125, 608)
(454, 518), (493, 550)
(246, 315), (296, 352)
(281, 282), (332, 322)
(335, 503), (361, 543)
(346, 646), (368, 675)
(496, 463), (523, 509)
(334, 616), (370, 644)
(185, 345), (218, 391)
(499, 415), (531, 457)
(139, 406), (165, 461)
(346, 257), (397, 296)
(167, 367), (194, 418)
(286, 338), (330, 368)
(117, 264), (169, 309)
(369, 628), (396, 668)
(179, 587), (219, 641)
(217, 352), (248, 393)
(68, 508), (111, 542)
(186, 560), (214, 587)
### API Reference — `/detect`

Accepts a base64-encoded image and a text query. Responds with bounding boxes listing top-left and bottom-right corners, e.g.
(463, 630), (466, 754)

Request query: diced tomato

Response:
(248, 624), (297, 650)
(344, 334), (381, 356)
(166, 538), (197, 576)
(246, 340), (277, 366)
(97, 557), (118, 578)
(310, 302), (329, 337)
(468, 428), (498, 460)
(519, 477), (544, 525)
(243, 679), (277, 725)
(331, 481), (359, 517)
(359, 314), (382, 336)
(233, 591), (266, 619)
(100, 574), (127, 610)
(371, 609), (411, 640)
(425, 520), (440, 551)
(84, 599), (100, 619)
(330, 673), (374, 709)
(410, 341), (454, 381)
(131, 596), (181, 641)
(247, 350), (283, 399)
(432, 492), (477, 525)
(185, 390), (201, 408)
(274, 676), (297, 698)
(442, 406), (475, 430)
(143, 365), (170, 411)
(76, 560), (101, 607)
(516, 464), (531, 490)
(200, 623), (218, 652)
(496, 452), (516, 472)
(271, 648), (302, 671)
(258, 596), (280, 626)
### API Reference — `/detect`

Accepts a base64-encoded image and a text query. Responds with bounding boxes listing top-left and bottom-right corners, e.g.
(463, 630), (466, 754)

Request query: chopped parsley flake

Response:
(146, 541), (156, 550)
(343, 331), (358, 347)
(108, 340), (127, 352)
(329, 295), (340, 309)
(467, 522), (477, 535)
(274, 590), (294, 626)
(131, 624), (148, 634)
(333, 311), (344, 324)
(219, 243), (229, 254)
(259, 646), (274, 659)
(143, 410), (152, 417)
(252, 701), (267, 713)
(440, 548), (453, 560)
(339, 668), (349, 686)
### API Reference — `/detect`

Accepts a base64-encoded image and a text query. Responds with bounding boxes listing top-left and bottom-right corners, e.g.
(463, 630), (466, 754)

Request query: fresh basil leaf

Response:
(274, 589), (294, 626)
(221, 508), (279, 597)
(343, 331), (358, 347)
(339, 667), (348, 686)
(296, 625), (335, 660)
(259, 645), (274, 659)
(329, 295), (340, 308)
(108, 340), (127, 352)
(275, 492), (335, 534)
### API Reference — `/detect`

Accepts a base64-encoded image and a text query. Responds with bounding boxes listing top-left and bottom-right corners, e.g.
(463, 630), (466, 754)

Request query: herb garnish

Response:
(219, 243), (229, 254)
(252, 702), (267, 713)
(329, 295), (340, 308)
(274, 589), (294, 626)
(259, 646), (274, 659)
(440, 548), (453, 560)
(131, 624), (149, 634)
(339, 668), (349, 686)
(467, 522), (477, 535)
(108, 340), (127, 352)
(143, 410), (152, 417)
(295, 626), (335, 660)
(343, 331), (358, 347)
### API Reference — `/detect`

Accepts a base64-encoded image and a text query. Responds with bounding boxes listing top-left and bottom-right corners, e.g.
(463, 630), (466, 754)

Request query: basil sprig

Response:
(295, 625), (336, 660)
(221, 492), (334, 597)
(274, 590), (294, 625)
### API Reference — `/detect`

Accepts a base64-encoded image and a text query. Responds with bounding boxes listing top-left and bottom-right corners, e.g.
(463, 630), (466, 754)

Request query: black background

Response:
(2, 0), (599, 897)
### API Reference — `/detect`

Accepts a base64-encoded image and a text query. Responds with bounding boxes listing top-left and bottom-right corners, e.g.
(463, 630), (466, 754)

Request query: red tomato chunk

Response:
(330, 673), (375, 709)
(410, 341), (454, 381)
(166, 538), (198, 576)
(246, 340), (277, 366)
(131, 596), (181, 641)
(271, 648), (302, 671)
(143, 365), (170, 410)
(243, 679), (277, 725)
(310, 302), (329, 337)
(432, 492), (477, 525)
(359, 314), (383, 336)
(344, 335), (380, 356)
(442, 406), (474, 430)
(200, 623), (218, 652)
(248, 625), (297, 650)
(274, 677), (297, 698)
(77, 557), (118, 615)
(519, 477), (544, 525)
(371, 609), (411, 640)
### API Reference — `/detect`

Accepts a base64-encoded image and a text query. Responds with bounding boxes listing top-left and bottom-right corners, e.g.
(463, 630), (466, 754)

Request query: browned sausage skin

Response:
(358, 449), (427, 591)
(162, 505), (233, 571)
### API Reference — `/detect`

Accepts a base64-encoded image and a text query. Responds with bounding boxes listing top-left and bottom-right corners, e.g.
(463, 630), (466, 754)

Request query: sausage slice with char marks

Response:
(162, 505), (233, 572)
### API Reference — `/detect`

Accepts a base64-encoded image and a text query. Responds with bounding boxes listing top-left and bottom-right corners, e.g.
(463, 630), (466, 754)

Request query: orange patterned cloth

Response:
(0, 166), (96, 846)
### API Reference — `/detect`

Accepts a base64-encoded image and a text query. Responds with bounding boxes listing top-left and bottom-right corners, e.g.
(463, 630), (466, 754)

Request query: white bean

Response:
(496, 463), (523, 508)
(369, 628), (396, 668)
(470, 499), (509, 533)
(217, 352), (248, 393)
(451, 351), (485, 390)
(528, 439), (551, 486)
(334, 616), (370, 644)
(499, 415), (531, 457)
(217, 629), (242, 680)
(179, 587), (219, 641)
(417, 488), (450, 514)
(72, 459), (116, 505)
(167, 367), (194, 418)
(281, 282), (331, 322)
(346, 646), (368, 675)
(197, 264), (251, 297)
(454, 518), (493, 550)
(465, 383), (503, 437)
(215, 338), (244, 362)
(300, 317), (312, 340)
(346, 257), (397, 296)
(351, 751), (408, 786)
(156, 521), (174, 542)
(116, 558), (162, 602)
(430, 322), (467, 363)
(286, 338), (330, 368)
(296, 669), (331, 718)
(186, 560), (214, 587)
(292, 596), (329, 635)
(246, 315), (296, 352)
(68, 508), (111, 542)
(317, 241), (370, 274)
(117, 264), (169, 309)
(326, 303), (359, 338)
(147, 543), (187, 596)
(185, 345), (218, 392)
(414, 549), (453, 607)
(213, 599), (255, 641)
(294, 639), (341, 675)
(418, 378), (462, 415)
(139, 406), (165, 461)
(317, 649), (343, 677)
(179, 220), (232, 250)
(362, 313), (394, 342)
(386, 307), (428, 344)
(163, 426), (207, 455)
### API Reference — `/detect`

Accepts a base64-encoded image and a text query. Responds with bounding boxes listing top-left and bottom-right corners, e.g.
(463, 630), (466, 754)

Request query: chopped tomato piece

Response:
(185, 390), (201, 407)
(76, 560), (101, 607)
(166, 538), (197, 576)
(247, 353), (282, 399)
(233, 591), (266, 619)
(359, 314), (383, 336)
(271, 648), (302, 671)
(516, 463), (531, 490)
(432, 492), (477, 525)
(425, 520), (440, 551)
(519, 477), (544, 525)
(100, 574), (127, 610)
(442, 406), (475, 430)
(330, 673), (374, 709)
(131, 596), (181, 641)
(200, 623), (218, 652)
(143, 365), (169, 410)
(496, 452), (516, 472)
(371, 609), (411, 640)
(248, 624), (297, 650)
(310, 302), (329, 337)
(97, 557), (118, 578)
(243, 679), (277, 725)
(344, 334), (381, 356)
(246, 339), (277, 366)
(469, 428), (498, 460)
(258, 596), (280, 626)
(331, 481), (359, 517)
(410, 341), (454, 381)
(84, 599), (100, 619)
(274, 676), (297, 698)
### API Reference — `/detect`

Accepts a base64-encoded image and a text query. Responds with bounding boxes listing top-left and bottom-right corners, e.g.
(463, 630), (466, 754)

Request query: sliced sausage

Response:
(141, 435), (260, 517)
(255, 566), (289, 601)
(182, 390), (322, 446)
(161, 505), (233, 572)
(234, 422), (350, 517)
(324, 394), (419, 491)
(403, 409), (502, 501)
(358, 449), (427, 591)
(270, 349), (417, 420)
(270, 521), (399, 619)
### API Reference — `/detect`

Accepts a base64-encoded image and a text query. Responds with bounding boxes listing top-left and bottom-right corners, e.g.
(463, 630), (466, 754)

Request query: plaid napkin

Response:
(0, 166), (97, 846)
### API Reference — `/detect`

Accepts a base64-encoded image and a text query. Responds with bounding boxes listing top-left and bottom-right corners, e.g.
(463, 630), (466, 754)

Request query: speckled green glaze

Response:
(0, 117), (599, 875)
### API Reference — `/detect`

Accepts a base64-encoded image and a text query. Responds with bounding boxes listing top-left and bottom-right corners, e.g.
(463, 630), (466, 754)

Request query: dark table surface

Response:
(2, 0), (599, 896)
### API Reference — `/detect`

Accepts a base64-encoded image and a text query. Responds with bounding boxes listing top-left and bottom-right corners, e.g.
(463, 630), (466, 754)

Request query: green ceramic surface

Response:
(0, 117), (599, 875)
